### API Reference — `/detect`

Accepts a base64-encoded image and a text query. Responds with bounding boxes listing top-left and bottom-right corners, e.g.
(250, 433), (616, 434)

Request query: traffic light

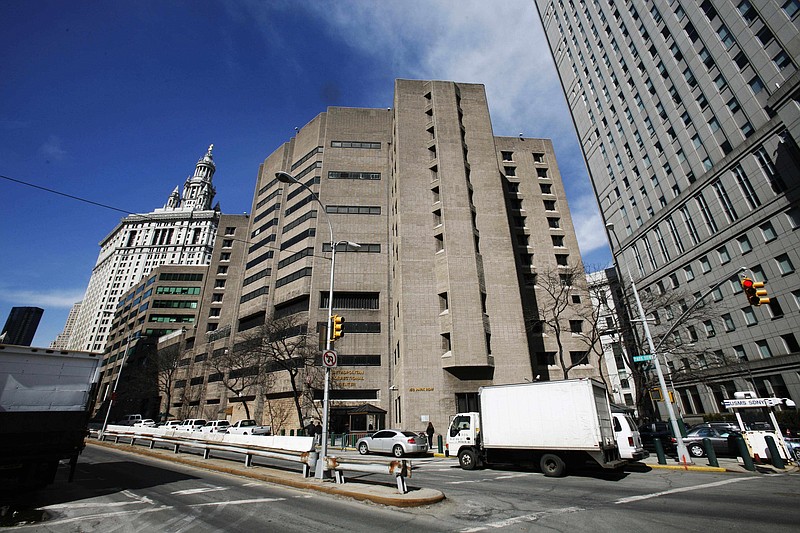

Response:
(741, 277), (770, 306)
(330, 315), (344, 342)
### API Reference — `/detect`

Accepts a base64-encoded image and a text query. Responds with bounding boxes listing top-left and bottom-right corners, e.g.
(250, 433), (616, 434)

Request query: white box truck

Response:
(0, 344), (100, 491)
(446, 379), (624, 476)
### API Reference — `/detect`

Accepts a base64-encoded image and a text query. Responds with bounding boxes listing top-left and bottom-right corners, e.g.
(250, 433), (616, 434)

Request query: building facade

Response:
(98, 264), (209, 421)
(50, 301), (81, 349)
(587, 268), (640, 412)
(168, 80), (600, 435)
(536, 1), (800, 413)
(67, 146), (221, 354)
(1, 306), (44, 346)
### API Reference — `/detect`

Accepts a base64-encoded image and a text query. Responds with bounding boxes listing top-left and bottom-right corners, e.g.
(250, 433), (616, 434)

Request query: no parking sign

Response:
(322, 349), (338, 368)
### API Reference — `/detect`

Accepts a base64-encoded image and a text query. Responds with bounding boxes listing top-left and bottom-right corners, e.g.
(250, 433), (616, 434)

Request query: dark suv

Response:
(638, 421), (675, 452)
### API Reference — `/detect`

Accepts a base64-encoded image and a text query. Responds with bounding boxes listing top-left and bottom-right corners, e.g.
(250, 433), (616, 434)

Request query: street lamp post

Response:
(606, 223), (692, 464)
(276, 171), (360, 479)
(100, 332), (138, 438)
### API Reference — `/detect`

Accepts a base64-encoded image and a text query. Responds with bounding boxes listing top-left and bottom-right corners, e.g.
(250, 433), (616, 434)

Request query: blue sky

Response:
(0, 0), (611, 347)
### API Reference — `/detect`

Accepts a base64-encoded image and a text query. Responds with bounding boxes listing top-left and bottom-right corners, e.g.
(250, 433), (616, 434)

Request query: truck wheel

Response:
(540, 454), (566, 477)
(458, 449), (479, 470)
(358, 442), (369, 455)
(688, 443), (705, 457)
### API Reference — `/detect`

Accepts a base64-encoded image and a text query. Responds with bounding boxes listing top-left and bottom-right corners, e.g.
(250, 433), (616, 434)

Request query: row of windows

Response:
(325, 205), (381, 215)
(328, 171), (381, 180)
(149, 315), (195, 323)
(242, 268), (271, 287)
(159, 272), (203, 282)
(155, 286), (201, 295)
(240, 286), (269, 304)
(152, 300), (197, 309)
(330, 140), (381, 149)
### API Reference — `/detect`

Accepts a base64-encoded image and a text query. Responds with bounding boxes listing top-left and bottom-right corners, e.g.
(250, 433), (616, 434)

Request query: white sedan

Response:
(133, 419), (157, 428)
(356, 429), (429, 457)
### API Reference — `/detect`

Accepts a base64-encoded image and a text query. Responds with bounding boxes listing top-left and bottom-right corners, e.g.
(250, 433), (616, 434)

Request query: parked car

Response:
(676, 426), (740, 458)
(133, 419), (157, 428)
(612, 412), (648, 461)
(177, 419), (207, 431)
(117, 414), (143, 426)
(227, 419), (271, 435)
(638, 421), (675, 452)
(356, 429), (429, 457)
(784, 438), (800, 461)
(199, 420), (230, 433)
(691, 421), (740, 433)
(161, 420), (183, 428)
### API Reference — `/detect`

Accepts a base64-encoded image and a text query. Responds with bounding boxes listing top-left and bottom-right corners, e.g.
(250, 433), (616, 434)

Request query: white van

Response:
(612, 412), (648, 460)
(118, 414), (143, 426)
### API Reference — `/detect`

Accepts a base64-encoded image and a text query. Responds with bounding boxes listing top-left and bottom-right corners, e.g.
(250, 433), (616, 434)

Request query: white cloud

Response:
(39, 135), (67, 161)
(0, 288), (84, 308)
(569, 193), (609, 255)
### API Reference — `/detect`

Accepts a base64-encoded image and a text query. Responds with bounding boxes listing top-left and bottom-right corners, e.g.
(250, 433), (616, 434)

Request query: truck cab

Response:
(447, 413), (481, 469)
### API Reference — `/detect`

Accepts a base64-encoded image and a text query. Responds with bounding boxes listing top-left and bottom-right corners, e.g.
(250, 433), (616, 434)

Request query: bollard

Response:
(290, 429), (295, 436)
(654, 438), (667, 465)
(280, 429), (285, 436)
(734, 434), (756, 471)
(331, 432), (336, 447)
(437, 434), (444, 454)
(702, 437), (719, 467)
(764, 436), (785, 469)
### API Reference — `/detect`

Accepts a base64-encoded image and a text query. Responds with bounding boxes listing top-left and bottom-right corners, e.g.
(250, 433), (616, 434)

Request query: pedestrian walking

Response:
(426, 421), (435, 450)
(314, 421), (322, 445)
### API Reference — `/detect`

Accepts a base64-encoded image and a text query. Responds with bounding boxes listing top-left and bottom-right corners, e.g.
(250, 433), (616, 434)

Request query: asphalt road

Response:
(4, 445), (799, 532)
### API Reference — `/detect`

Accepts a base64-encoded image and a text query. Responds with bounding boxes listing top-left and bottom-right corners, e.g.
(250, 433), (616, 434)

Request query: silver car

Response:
(356, 429), (429, 457)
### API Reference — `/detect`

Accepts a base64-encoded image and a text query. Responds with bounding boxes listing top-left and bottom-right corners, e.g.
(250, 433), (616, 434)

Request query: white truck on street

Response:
(0, 344), (100, 491)
(227, 419), (272, 435)
(446, 379), (624, 477)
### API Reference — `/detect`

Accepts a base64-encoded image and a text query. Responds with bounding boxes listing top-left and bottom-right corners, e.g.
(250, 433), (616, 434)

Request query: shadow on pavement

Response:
(0, 459), (200, 524)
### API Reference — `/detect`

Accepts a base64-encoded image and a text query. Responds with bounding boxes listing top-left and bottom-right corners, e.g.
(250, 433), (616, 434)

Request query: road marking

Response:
(446, 472), (535, 484)
(171, 486), (227, 495)
(35, 506), (173, 526)
(460, 506), (583, 532)
(188, 497), (287, 507)
(45, 500), (148, 510)
(493, 472), (536, 480)
(614, 476), (760, 505)
(46, 489), (155, 510)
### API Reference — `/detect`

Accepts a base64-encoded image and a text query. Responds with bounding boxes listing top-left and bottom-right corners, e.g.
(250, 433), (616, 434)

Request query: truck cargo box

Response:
(479, 379), (615, 451)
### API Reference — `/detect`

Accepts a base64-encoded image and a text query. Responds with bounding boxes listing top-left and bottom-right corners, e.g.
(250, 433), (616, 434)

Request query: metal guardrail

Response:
(93, 427), (412, 493)
(325, 455), (412, 494)
(94, 428), (318, 477)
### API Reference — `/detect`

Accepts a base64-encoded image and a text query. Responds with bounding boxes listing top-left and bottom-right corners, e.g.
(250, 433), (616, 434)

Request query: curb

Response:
(87, 440), (446, 508)
(645, 463), (728, 473)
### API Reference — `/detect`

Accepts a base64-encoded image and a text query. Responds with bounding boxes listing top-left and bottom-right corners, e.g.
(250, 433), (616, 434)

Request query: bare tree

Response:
(150, 342), (184, 422)
(611, 278), (723, 416)
(208, 337), (267, 420)
(525, 263), (600, 380)
(212, 315), (321, 426)
(253, 315), (319, 426)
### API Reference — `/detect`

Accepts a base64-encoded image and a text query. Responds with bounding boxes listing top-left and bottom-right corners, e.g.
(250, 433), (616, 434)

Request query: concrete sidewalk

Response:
(88, 440), (446, 507)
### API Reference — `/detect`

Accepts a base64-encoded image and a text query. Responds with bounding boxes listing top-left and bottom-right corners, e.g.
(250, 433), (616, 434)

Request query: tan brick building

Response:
(167, 80), (600, 436)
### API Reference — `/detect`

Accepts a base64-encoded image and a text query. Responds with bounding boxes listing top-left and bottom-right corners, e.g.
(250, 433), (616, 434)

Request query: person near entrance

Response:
(426, 421), (435, 450)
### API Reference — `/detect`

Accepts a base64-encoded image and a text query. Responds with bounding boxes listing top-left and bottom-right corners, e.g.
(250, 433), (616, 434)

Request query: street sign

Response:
(322, 349), (338, 368)
(633, 354), (653, 362)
